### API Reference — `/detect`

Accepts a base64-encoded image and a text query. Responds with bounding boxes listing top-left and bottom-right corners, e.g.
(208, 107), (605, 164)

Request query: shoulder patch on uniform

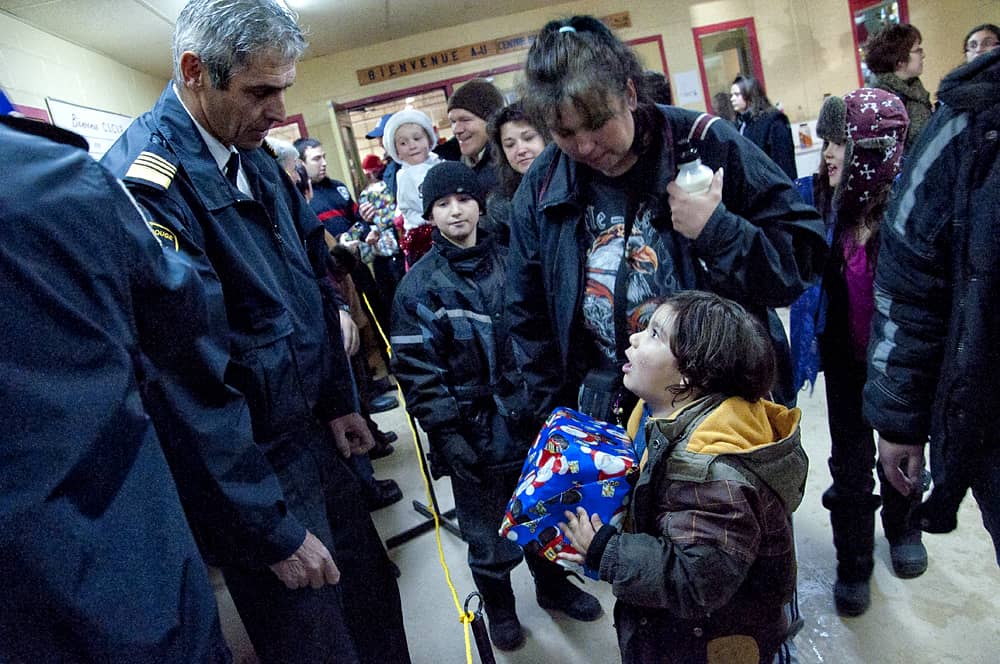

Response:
(149, 222), (179, 251)
(124, 145), (177, 191)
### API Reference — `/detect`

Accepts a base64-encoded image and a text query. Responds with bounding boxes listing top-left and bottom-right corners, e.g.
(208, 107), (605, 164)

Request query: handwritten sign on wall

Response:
(356, 12), (631, 86)
(45, 97), (133, 160)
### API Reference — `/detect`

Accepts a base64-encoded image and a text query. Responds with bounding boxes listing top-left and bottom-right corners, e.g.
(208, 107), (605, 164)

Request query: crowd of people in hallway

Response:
(3, 0), (999, 661)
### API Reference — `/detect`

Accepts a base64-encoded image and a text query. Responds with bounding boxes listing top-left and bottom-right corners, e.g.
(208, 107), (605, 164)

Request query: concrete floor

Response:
(215, 370), (1000, 664)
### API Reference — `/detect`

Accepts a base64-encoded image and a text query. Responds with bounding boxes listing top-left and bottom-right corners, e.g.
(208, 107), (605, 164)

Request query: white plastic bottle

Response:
(674, 139), (713, 196)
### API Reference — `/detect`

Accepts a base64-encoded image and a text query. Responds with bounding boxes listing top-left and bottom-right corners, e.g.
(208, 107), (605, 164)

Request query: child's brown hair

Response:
(653, 291), (775, 403)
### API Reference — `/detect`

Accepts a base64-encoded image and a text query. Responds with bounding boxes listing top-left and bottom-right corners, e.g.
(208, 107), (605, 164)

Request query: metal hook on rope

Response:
(464, 592), (496, 664)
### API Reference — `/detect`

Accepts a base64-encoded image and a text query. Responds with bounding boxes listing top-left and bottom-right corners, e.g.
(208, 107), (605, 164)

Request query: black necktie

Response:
(225, 152), (240, 188)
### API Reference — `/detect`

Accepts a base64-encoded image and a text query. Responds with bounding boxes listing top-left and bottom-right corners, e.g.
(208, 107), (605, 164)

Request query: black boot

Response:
(527, 556), (602, 622)
(823, 487), (880, 616)
(878, 464), (928, 578)
(472, 573), (525, 651)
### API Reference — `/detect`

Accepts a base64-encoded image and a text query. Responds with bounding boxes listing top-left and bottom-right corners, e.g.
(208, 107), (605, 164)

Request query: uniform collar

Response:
(172, 84), (249, 196)
(153, 84), (260, 209)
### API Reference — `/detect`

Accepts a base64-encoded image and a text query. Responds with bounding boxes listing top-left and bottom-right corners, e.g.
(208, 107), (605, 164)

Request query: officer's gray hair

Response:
(172, 0), (308, 89)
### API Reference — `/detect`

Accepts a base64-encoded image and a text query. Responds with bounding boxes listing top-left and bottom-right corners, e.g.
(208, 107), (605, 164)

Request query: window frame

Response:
(848, 0), (910, 85)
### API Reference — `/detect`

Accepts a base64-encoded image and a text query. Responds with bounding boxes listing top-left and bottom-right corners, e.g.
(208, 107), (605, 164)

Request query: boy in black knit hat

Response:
(391, 161), (603, 652)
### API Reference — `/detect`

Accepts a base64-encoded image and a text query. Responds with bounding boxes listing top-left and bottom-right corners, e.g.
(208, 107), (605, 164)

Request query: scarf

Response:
(874, 72), (932, 149)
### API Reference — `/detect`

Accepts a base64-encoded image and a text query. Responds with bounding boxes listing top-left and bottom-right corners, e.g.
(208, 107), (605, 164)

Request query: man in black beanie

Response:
(446, 78), (505, 194)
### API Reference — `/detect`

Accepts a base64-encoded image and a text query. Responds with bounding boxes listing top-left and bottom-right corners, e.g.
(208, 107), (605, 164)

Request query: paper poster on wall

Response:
(45, 97), (133, 160)
(673, 70), (704, 108)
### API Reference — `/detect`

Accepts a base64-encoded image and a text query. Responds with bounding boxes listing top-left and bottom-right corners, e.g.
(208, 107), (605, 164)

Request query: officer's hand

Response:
(329, 412), (375, 457)
(269, 530), (340, 589)
(359, 202), (376, 223)
(339, 309), (360, 356)
(665, 167), (724, 240)
(438, 432), (481, 484)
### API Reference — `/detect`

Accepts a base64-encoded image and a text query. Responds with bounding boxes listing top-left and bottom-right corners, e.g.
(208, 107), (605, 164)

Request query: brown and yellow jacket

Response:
(585, 393), (807, 664)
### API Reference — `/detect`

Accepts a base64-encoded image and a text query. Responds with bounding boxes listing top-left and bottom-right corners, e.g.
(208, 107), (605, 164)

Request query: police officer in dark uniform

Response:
(1, 100), (320, 661)
(101, 2), (410, 663)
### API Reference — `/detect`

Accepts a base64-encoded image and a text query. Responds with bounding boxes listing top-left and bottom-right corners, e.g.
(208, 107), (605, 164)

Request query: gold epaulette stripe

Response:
(125, 150), (176, 189)
(135, 151), (176, 177)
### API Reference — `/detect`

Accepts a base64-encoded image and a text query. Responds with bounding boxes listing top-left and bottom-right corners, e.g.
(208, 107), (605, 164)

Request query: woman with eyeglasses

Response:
(964, 23), (1000, 63)
(864, 24), (932, 152)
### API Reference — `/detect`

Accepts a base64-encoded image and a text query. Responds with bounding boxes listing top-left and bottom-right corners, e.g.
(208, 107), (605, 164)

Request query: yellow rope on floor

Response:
(362, 291), (476, 664)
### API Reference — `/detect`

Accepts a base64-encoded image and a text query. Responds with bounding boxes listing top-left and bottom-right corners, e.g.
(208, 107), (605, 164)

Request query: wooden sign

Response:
(357, 12), (631, 86)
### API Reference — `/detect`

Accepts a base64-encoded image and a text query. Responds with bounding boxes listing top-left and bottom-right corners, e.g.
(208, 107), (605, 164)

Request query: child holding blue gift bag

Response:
(559, 291), (807, 664)
(390, 162), (602, 652)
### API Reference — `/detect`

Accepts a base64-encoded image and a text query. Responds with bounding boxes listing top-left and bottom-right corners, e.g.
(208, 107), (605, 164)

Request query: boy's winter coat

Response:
(587, 394), (807, 663)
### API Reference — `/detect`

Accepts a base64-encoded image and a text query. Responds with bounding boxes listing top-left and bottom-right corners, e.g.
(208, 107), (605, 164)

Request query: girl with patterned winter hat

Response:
(813, 87), (913, 618)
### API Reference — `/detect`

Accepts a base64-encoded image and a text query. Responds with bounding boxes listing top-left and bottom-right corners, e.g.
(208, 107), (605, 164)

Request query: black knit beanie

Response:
(421, 161), (485, 219)
(447, 79), (505, 122)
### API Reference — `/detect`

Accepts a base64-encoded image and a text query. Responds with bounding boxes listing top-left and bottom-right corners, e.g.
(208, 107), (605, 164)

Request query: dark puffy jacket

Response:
(311, 177), (361, 236)
(738, 108), (798, 180)
(506, 105), (827, 421)
(391, 229), (525, 474)
(864, 50), (1000, 533)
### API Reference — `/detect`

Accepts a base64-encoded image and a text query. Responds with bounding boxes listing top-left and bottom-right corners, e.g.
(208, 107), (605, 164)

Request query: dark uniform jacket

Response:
(864, 50), (1000, 534)
(390, 229), (523, 474)
(507, 105), (827, 420)
(587, 395), (806, 664)
(311, 177), (361, 236)
(102, 85), (358, 560)
(1, 115), (244, 662)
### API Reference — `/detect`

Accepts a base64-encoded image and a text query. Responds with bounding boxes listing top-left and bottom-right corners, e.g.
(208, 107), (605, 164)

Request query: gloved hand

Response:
(435, 431), (481, 484)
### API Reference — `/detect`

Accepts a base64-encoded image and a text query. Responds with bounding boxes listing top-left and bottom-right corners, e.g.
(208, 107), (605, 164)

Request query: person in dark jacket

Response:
(100, 2), (410, 663)
(1, 110), (233, 664)
(2, 99), (341, 661)
(295, 136), (364, 236)
(510, 16), (826, 428)
(730, 74), (798, 180)
(511, 19), (824, 662)
(864, 23), (932, 152)
(365, 112), (401, 198)
(864, 49), (1000, 566)
(813, 88), (917, 617)
(560, 291), (807, 664)
(391, 161), (602, 652)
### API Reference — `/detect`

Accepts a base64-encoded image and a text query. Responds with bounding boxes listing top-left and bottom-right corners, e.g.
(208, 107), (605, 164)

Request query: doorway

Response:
(693, 18), (764, 117)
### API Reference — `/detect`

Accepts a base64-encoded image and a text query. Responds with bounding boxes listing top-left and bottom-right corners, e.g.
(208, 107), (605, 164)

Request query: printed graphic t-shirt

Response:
(582, 172), (681, 365)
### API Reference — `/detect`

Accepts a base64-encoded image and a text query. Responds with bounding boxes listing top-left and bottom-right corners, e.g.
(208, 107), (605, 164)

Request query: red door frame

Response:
(692, 17), (764, 111)
(848, 0), (910, 85)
